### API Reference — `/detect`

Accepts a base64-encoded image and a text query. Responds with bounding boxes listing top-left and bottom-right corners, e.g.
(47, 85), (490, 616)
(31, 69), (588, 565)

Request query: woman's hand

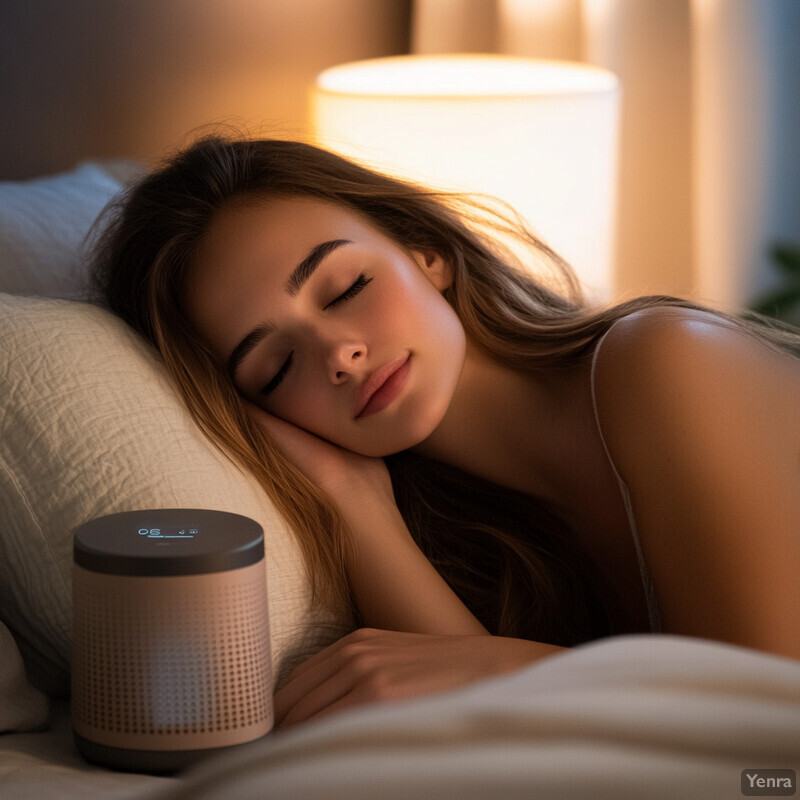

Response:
(247, 403), (487, 636)
(273, 628), (566, 730)
(245, 402), (393, 507)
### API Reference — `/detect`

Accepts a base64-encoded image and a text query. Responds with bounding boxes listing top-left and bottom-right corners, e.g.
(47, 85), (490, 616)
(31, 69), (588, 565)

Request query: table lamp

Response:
(312, 54), (620, 299)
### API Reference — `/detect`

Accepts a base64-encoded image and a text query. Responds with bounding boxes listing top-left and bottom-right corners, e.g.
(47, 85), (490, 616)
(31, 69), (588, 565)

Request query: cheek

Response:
(406, 281), (465, 358)
(374, 270), (452, 337)
(362, 281), (410, 332)
(259, 354), (331, 432)
(271, 376), (332, 435)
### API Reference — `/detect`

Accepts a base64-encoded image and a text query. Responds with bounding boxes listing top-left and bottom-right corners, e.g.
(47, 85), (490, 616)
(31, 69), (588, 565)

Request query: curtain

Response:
(411, 0), (800, 310)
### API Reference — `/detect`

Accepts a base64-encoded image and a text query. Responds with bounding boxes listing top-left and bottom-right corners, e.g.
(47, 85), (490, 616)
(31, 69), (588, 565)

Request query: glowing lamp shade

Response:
(312, 55), (620, 298)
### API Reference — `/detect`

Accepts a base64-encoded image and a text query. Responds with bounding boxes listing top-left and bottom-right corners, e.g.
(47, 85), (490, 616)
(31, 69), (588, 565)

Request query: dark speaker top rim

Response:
(73, 508), (264, 576)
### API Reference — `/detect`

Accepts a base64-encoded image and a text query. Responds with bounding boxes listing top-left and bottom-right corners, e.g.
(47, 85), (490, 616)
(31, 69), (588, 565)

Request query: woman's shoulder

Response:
(592, 303), (796, 393)
(588, 306), (800, 658)
(591, 303), (800, 462)
(594, 304), (752, 371)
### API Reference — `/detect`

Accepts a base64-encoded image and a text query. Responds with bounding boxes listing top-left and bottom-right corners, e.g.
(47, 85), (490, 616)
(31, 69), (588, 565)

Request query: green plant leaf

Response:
(750, 285), (800, 318)
(770, 244), (800, 276)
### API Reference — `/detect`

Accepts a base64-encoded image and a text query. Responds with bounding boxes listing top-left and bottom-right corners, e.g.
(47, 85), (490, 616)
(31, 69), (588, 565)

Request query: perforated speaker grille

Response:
(72, 561), (272, 750)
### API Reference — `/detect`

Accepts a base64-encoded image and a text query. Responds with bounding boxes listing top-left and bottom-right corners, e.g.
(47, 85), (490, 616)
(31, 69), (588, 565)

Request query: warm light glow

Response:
(316, 55), (615, 97)
(312, 55), (620, 299)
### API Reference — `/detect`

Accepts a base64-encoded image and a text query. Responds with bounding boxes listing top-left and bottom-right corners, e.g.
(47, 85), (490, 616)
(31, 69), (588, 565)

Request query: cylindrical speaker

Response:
(71, 508), (272, 773)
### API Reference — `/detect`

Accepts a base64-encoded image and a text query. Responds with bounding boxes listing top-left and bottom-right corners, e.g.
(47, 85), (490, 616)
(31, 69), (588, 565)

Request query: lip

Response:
(354, 354), (412, 419)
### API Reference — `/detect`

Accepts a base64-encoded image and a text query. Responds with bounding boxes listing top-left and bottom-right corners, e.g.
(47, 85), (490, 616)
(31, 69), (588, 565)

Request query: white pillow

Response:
(0, 621), (48, 733)
(0, 162), (127, 298)
(0, 293), (351, 697)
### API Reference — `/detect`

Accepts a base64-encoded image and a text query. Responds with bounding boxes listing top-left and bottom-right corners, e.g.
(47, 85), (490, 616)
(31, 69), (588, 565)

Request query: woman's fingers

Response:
(272, 629), (567, 731)
(284, 628), (379, 681)
(273, 630), (383, 728)
(274, 658), (357, 729)
(244, 403), (307, 452)
(243, 401), (393, 501)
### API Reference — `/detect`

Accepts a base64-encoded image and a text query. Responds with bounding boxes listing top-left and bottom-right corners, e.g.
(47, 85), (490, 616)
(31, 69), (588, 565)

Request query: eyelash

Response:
(324, 273), (372, 310)
(260, 273), (372, 397)
(260, 352), (293, 396)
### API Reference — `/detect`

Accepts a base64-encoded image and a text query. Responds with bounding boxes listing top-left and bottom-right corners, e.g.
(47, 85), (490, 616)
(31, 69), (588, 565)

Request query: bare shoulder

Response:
(593, 305), (800, 432)
(595, 304), (788, 371)
(591, 304), (800, 658)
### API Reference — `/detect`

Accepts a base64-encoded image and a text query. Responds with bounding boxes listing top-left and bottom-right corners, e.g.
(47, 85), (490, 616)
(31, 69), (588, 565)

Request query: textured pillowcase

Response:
(0, 293), (351, 697)
(0, 620), (49, 733)
(0, 163), (131, 299)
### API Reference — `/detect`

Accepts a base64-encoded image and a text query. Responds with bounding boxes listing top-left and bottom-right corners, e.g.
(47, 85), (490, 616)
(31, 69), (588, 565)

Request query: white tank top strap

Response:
(590, 323), (663, 634)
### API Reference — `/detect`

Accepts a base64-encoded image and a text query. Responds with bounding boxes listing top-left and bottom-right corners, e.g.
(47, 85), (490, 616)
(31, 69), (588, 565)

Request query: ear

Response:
(412, 248), (453, 291)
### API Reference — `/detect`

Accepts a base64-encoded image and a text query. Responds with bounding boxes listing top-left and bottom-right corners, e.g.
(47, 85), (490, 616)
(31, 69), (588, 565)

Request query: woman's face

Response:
(186, 195), (466, 456)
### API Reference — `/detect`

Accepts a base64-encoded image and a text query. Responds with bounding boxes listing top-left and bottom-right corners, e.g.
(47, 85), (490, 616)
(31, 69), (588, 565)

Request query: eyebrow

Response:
(286, 238), (352, 297)
(226, 238), (352, 378)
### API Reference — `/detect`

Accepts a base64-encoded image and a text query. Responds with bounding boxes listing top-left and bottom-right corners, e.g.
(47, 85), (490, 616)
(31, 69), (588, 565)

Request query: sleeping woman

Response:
(92, 135), (800, 729)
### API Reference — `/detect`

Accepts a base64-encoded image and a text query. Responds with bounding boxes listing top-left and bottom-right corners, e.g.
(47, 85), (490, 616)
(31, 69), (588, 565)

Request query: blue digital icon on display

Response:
(137, 527), (197, 539)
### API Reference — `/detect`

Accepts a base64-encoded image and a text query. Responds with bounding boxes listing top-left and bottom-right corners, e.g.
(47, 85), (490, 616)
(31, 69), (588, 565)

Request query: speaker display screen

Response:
(138, 526), (199, 539)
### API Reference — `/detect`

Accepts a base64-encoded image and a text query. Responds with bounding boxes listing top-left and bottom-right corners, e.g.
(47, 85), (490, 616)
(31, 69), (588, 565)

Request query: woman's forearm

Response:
(338, 493), (488, 636)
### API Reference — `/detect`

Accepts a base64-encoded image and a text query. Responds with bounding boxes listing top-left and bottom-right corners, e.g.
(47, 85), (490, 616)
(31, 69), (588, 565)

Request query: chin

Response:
(354, 408), (447, 458)
(347, 434), (421, 459)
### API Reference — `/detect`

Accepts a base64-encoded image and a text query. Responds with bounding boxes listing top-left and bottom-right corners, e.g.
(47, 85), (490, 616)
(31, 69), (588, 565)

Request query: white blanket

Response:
(2, 634), (799, 800)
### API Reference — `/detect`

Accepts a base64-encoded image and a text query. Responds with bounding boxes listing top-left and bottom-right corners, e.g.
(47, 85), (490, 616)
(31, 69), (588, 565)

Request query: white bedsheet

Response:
(2, 634), (799, 800)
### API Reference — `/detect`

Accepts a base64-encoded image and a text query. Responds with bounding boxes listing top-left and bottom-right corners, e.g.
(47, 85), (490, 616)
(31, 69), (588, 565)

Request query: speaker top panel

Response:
(74, 509), (264, 576)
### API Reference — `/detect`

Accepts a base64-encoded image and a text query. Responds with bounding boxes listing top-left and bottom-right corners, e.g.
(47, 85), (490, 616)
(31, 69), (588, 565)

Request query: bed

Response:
(1, 162), (799, 799)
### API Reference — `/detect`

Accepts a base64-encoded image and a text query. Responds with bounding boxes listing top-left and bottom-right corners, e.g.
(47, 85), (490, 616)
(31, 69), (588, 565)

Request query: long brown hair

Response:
(91, 134), (799, 646)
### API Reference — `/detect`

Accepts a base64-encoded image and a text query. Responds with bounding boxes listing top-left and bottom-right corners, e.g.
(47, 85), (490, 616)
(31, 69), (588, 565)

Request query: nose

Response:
(327, 341), (366, 384)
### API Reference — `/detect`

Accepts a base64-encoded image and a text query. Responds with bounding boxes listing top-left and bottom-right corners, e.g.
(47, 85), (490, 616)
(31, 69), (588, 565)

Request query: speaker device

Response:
(71, 508), (272, 773)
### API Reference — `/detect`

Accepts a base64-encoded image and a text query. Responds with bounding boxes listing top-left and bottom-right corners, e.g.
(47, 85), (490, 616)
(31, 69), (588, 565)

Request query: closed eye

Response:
(324, 274), (372, 310)
(259, 274), (370, 397)
(260, 352), (293, 396)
